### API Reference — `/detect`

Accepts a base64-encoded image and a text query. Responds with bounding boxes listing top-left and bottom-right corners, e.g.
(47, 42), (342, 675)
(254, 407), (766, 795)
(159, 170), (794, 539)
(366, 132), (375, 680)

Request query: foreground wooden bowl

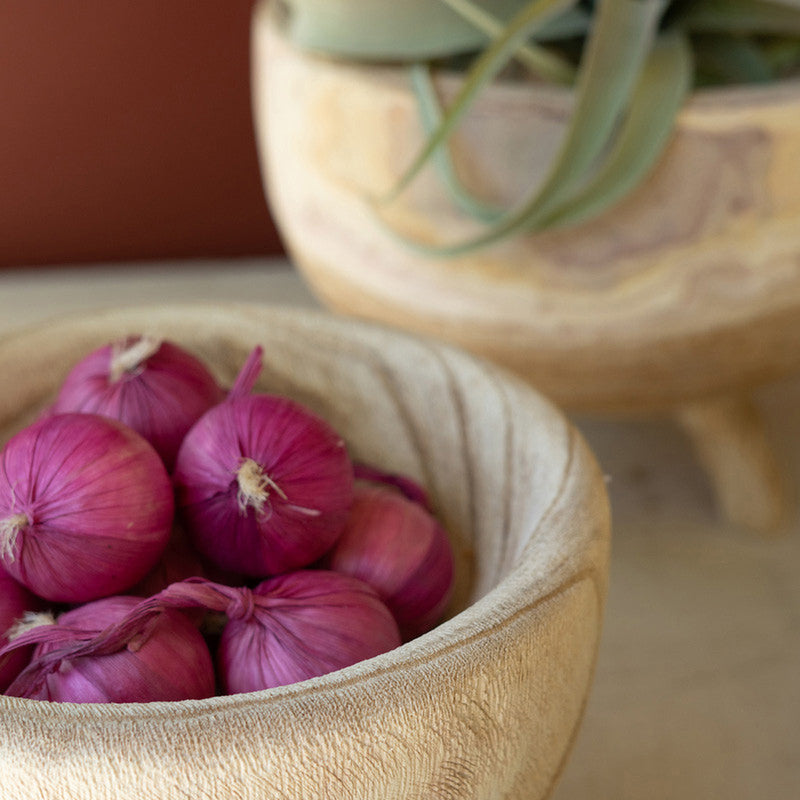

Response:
(0, 305), (609, 800)
(252, 5), (800, 532)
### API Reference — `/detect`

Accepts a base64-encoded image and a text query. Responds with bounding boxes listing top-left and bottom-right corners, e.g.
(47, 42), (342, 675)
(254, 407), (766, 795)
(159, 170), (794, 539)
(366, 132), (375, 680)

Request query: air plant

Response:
(277, 0), (800, 254)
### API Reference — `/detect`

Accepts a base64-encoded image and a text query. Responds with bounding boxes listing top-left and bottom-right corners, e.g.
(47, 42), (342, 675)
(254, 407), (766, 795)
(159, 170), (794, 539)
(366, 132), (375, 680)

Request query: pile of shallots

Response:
(0, 337), (454, 703)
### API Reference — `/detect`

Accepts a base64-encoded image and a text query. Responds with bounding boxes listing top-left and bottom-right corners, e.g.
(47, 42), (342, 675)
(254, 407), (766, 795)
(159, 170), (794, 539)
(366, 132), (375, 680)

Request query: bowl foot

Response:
(675, 394), (790, 534)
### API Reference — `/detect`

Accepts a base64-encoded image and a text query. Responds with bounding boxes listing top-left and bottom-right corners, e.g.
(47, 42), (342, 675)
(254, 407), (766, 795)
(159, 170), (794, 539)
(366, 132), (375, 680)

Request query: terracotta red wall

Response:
(0, 1), (282, 267)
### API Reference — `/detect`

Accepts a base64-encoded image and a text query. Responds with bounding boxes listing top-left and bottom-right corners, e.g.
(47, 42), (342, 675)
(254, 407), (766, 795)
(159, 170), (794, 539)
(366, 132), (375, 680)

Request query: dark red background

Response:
(0, 1), (282, 267)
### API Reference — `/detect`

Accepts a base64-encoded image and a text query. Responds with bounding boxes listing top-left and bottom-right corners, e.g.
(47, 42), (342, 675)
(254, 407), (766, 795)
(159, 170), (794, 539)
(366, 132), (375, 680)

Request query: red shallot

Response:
(0, 413), (174, 603)
(174, 394), (354, 576)
(220, 571), (400, 693)
(326, 484), (454, 639)
(134, 573), (401, 693)
(52, 336), (224, 469)
(0, 595), (215, 702)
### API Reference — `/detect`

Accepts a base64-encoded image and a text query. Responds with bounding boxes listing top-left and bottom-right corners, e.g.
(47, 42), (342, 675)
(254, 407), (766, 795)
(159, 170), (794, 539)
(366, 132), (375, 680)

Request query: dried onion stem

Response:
(109, 336), (162, 382)
(0, 513), (29, 561)
(236, 458), (286, 515)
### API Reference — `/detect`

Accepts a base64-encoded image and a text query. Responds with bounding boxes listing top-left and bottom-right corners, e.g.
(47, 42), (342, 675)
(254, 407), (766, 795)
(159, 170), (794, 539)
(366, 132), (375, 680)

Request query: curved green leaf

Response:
(377, 0), (578, 205)
(540, 31), (693, 230)
(523, 0), (668, 222)
(281, 0), (535, 61)
(380, 0), (668, 257)
(410, 63), (505, 223)
(438, 0), (577, 83)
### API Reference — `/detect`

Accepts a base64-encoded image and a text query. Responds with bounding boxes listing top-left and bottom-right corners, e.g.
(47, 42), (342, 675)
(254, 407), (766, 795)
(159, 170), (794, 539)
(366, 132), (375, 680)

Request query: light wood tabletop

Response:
(1, 258), (797, 799)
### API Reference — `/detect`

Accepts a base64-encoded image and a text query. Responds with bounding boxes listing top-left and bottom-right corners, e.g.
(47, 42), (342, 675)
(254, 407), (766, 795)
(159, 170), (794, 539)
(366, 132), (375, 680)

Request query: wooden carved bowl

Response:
(252, 4), (800, 532)
(0, 305), (609, 800)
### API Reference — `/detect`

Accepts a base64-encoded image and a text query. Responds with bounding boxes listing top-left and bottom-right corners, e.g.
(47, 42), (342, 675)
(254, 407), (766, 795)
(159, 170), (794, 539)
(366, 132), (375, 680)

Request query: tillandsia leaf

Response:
(280, 0), (535, 61)
(437, 0), (577, 83)
(382, 0), (668, 257)
(410, 64), (505, 223)
(540, 30), (693, 230)
(378, 0), (579, 206)
(520, 0), (668, 222)
(679, 0), (800, 35)
(692, 34), (776, 84)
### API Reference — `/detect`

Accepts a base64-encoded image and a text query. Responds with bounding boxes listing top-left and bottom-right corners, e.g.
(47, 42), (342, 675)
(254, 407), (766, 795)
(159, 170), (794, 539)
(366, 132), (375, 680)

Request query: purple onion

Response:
(220, 571), (400, 692)
(0, 413), (174, 603)
(174, 394), (354, 577)
(141, 573), (400, 693)
(326, 484), (454, 639)
(0, 568), (40, 691)
(217, 570), (400, 694)
(0, 595), (215, 703)
(52, 336), (224, 469)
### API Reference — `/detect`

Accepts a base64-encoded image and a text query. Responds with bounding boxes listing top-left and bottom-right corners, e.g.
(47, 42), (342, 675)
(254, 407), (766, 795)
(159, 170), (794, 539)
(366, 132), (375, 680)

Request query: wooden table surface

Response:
(1, 258), (797, 799)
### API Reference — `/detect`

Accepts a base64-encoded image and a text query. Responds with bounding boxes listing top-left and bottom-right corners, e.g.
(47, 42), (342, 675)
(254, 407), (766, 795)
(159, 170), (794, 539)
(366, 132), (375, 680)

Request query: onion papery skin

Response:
(217, 571), (401, 693)
(0, 413), (174, 603)
(52, 337), (224, 469)
(0, 568), (40, 691)
(174, 394), (354, 577)
(4, 596), (215, 703)
(326, 485), (454, 640)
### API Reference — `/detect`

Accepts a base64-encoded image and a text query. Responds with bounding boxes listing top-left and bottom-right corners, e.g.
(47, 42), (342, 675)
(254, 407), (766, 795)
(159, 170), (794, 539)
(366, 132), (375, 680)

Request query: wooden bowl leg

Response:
(675, 395), (791, 533)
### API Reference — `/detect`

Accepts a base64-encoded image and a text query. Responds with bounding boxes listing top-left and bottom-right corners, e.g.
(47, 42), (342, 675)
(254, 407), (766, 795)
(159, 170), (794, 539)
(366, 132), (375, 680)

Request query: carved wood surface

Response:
(0, 304), (609, 799)
(254, 3), (800, 413)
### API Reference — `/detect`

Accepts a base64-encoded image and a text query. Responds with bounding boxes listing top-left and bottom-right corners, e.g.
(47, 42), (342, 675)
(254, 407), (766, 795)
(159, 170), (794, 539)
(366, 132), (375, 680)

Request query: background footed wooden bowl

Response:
(0, 305), (609, 800)
(253, 4), (800, 415)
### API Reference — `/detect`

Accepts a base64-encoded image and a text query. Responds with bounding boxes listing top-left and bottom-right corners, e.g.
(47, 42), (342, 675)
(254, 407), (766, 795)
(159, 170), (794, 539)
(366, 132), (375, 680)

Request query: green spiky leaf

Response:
(540, 30), (693, 229)
(280, 0), (536, 60)
(378, 0), (578, 206)
(410, 63), (505, 223)
(381, 0), (668, 256)
(437, 0), (577, 83)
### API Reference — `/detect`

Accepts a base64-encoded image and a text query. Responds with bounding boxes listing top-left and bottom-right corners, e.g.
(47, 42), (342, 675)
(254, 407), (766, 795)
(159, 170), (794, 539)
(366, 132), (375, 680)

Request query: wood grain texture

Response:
(253, 3), (800, 414)
(0, 304), (609, 799)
